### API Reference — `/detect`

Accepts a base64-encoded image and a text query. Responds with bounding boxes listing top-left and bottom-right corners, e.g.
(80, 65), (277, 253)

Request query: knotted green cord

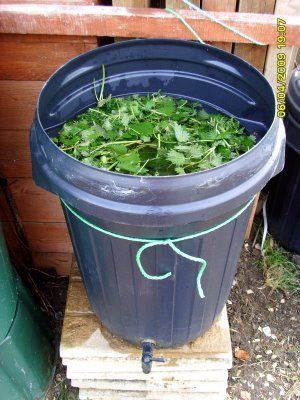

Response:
(61, 196), (254, 298)
(166, 0), (265, 46)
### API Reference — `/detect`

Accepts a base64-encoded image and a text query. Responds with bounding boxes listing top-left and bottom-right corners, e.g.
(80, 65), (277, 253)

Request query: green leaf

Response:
(173, 123), (189, 143)
(105, 130), (119, 140)
(120, 113), (130, 127)
(54, 86), (255, 176)
(82, 157), (95, 166)
(198, 109), (210, 120)
(117, 152), (141, 173)
(59, 135), (79, 147)
(175, 145), (192, 153)
(129, 122), (154, 136)
(210, 153), (223, 167)
(217, 145), (232, 160)
(103, 120), (112, 131)
(167, 150), (186, 166)
(81, 129), (100, 141)
(141, 136), (151, 142)
(144, 100), (155, 110)
(158, 98), (175, 116)
(107, 144), (128, 155)
(188, 145), (206, 158)
(175, 166), (186, 175)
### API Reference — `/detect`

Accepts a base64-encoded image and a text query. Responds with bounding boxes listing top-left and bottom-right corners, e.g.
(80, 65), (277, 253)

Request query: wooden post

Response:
(113, 0), (150, 5)
(234, 0), (276, 72)
(201, 0), (237, 52)
(112, 0), (151, 42)
(264, 0), (300, 92)
(245, 193), (260, 241)
(165, 0), (200, 10)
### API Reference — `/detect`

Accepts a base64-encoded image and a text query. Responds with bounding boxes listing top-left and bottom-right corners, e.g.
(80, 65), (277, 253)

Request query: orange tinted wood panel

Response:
(8, 178), (65, 223)
(0, 81), (43, 130)
(23, 222), (72, 253)
(1, 6), (299, 45)
(32, 252), (73, 275)
(0, 38), (97, 80)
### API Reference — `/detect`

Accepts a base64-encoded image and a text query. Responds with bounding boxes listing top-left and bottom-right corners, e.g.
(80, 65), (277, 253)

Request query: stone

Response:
(64, 281), (93, 315)
(61, 262), (232, 400)
(61, 275), (231, 360)
(72, 378), (227, 392)
(79, 388), (227, 400)
(64, 357), (231, 374)
(67, 369), (228, 382)
(292, 254), (300, 267)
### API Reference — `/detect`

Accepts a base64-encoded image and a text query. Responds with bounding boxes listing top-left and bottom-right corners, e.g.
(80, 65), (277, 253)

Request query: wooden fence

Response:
(0, 0), (299, 275)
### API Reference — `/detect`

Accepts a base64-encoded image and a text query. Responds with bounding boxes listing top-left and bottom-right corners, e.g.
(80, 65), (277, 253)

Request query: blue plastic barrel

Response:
(31, 40), (285, 347)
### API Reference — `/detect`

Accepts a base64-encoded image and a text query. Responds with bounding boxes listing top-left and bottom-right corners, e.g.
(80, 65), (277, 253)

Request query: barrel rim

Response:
(35, 38), (277, 181)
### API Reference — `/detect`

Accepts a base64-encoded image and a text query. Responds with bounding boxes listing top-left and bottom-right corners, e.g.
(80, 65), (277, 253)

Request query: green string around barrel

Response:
(60, 196), (254, 299)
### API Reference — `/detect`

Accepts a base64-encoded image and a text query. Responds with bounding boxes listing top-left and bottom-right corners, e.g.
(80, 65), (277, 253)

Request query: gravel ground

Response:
(227, 247), (300, 400)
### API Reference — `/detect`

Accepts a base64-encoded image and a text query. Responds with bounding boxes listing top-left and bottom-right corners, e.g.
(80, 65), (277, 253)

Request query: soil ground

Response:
(37, 246), (300, 400)
(227, 247), (299, 400)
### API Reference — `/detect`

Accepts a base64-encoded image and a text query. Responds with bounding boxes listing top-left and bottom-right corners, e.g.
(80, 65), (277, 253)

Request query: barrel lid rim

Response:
(35, 38), (277, 181)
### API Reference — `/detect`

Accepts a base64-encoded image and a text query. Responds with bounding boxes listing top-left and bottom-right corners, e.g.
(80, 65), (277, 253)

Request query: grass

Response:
(49, 379), (79, 400)
(259, 235), (300, 296)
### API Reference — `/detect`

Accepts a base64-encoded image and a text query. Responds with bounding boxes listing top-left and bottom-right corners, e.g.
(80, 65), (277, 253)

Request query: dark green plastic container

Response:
(0, 222), (55, 399)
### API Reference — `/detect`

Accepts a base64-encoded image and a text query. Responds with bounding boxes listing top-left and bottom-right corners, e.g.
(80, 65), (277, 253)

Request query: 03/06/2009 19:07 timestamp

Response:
(276, 18), (287, 118)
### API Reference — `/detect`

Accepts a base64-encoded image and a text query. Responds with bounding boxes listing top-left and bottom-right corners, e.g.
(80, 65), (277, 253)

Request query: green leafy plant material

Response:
(53, 69), (255, 176)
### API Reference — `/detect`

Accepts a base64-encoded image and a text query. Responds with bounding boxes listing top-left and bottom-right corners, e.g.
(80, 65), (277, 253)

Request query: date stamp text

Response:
(276, 18), (286, 118)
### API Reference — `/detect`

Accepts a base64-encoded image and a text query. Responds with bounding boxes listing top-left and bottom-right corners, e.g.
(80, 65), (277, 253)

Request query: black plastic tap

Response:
(141, 342), (166, 374)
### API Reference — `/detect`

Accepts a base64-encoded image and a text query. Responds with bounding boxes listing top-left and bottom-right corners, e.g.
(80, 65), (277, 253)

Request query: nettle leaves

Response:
(54, 75), (255, 176)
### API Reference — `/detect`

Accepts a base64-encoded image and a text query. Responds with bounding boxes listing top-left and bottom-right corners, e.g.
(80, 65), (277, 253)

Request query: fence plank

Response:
(3, 0), (97, 4)
(1, 5), (299, 45)
(0, 130), (32, 178)
(244, 193), (260, 241)
(0, 33), (97, 44)
(0, 160), (32, 179)
(1, 221), (24, 252)
(165, 0), (199, 10)
(264, 0), (300, 90)
(23, 222), (72, 253)
(113, 0), (150, 6)
(202, 0), (237, 52)
(0, 2), (99, 275)
(32, 252), (73, 275)
(0, 81), (43, 130)
(8, 178), (65, 223)
(112, 0), (150, 42)
(0, 35), (97, 81)
(234, 0), (276, 71)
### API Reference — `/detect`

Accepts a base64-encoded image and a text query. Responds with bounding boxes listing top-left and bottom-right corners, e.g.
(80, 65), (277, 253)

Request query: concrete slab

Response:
(61, 261), (232, 400)
(63, 357), (231, 373)
(79, 388), (227, 400)
(71, 378), (227, 392)
(66, 369), (228, 382)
